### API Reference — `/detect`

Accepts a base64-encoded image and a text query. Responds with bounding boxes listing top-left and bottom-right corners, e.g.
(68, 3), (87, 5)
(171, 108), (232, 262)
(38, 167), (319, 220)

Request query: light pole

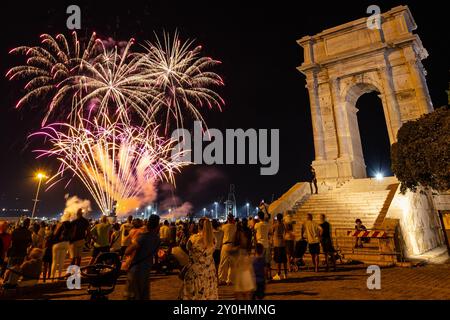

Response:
(246, 203), (250, 218)
(31, 172), (47, 219)
(203, 208), (206, 217)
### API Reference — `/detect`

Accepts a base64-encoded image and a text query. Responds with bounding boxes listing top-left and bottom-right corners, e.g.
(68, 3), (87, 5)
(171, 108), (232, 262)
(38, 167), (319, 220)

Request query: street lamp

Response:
(203, 208), (206, 217)
(246, 203), (250, 217)
(31, 172), (47, 218)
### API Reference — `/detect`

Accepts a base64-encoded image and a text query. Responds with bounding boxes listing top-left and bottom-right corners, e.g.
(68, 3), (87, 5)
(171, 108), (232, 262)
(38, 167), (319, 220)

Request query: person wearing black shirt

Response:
(69, 209), (90, 266)
(8, 218), (32, 266)
(124, 215), (161, 300)
(320, 214), (336, 272)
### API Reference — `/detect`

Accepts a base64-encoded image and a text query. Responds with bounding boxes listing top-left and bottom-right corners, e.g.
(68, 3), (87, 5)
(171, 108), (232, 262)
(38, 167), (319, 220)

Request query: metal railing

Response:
(333, 228), (404, 263)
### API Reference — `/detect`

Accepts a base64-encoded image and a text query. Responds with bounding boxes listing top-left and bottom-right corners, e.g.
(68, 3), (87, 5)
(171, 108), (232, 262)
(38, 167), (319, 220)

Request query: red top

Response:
(0, 233), (12, 257)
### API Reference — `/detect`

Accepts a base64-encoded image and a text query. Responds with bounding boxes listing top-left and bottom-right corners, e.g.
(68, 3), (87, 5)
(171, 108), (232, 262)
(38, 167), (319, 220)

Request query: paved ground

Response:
(5, 257), (450, 300)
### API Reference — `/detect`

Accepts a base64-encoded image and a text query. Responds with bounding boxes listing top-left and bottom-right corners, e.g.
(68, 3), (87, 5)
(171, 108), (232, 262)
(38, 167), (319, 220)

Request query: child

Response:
(252, 243), (266, 300)
(2, 248), (43, 288)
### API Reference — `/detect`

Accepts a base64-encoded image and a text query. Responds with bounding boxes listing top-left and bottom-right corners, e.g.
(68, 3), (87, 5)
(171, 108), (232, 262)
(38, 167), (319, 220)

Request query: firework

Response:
(142, 32), (225, 132)
(6, 32), (100, 125)
(9, 31), (224, 214)
(31, 117), (190, 215)
(72, 39), (156, 126)
(8, 32), (224, 130)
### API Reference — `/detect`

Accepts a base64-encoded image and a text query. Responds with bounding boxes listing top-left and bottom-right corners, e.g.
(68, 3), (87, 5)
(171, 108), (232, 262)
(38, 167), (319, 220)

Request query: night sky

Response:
(0, 0), (448, 217)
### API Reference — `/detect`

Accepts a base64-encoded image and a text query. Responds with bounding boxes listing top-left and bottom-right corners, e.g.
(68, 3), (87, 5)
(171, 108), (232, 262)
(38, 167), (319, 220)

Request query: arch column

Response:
(305, 75), (326, 161)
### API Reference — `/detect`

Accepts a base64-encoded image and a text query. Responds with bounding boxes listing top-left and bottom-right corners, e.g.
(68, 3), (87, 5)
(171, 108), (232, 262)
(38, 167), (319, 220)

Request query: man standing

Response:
(304, 213), (322, 272)
(159, 220), (171, 245)
(69, 209), (90, 266)
(89, 216), (111, 264)
(310, 166), (318, 194)
(124, 214), (160, 300)
(218, 214), (237, 285)
(8, 218), (32, 266)
(254, 212), (272, 280)
(319, 214), (336, 272)
(120, 216), (133, 258)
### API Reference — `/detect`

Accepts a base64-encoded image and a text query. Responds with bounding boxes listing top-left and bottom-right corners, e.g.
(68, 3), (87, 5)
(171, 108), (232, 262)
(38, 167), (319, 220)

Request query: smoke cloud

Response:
(62, 195), (92, 222)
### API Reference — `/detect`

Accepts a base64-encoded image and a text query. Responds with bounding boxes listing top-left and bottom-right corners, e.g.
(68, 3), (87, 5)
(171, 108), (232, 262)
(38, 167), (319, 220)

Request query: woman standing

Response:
(51, 220), (71, 281)
(180, 218), (218, 300)
(233, 219), (256, 300)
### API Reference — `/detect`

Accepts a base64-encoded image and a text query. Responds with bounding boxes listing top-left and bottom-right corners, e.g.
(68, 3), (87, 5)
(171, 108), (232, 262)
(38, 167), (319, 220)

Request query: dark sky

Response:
(0, 0), (448, 217)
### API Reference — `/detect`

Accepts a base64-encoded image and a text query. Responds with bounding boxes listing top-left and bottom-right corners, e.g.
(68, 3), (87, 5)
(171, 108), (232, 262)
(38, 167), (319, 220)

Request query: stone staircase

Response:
(290, 177), (400, 265)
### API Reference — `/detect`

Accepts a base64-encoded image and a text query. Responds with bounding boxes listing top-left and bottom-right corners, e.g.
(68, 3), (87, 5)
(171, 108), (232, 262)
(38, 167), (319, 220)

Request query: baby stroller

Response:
(155, 244), (180, 275)
(80, 252), (121, 300)
(291, 239), (307, 272)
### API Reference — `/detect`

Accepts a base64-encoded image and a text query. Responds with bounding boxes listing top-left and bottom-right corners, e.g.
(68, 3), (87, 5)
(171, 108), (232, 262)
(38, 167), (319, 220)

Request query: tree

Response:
(391, 106), (450, 194)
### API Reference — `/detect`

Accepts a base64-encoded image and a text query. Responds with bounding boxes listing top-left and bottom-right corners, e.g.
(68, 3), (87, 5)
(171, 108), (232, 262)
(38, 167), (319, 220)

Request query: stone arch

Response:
(297, 5), (433, 185)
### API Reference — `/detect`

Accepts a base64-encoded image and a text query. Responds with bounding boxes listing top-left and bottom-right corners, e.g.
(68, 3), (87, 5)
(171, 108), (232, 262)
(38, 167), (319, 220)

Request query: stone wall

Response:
(386, 186), (445, 257)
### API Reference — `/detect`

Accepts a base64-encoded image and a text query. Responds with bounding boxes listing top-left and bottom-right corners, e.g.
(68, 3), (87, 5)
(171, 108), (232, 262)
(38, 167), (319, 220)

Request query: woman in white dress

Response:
(180, 218), (218, 300)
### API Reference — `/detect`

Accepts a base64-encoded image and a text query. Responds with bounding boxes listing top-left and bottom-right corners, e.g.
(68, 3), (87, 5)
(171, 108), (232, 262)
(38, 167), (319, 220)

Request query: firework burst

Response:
(31, 117), (190, 215)
(142, 32), (225, 132)
(9, 31), (224, 214)
(72, 39), (156, 126)
(6, 31), (100, 125)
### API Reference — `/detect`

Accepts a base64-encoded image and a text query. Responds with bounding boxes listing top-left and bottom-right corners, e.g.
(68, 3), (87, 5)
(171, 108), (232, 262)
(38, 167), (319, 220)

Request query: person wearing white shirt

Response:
(303, 213), (322, 272)
(218, 215), (237, 285)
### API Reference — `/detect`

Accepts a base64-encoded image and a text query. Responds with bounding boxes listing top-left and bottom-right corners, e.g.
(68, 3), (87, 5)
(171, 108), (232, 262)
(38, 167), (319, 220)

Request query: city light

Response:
(375, 172), (384, 180)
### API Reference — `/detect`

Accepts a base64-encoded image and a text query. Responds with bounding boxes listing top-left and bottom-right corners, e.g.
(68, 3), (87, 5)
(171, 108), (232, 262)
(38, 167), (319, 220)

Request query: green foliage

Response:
(391, 106), (450, 194)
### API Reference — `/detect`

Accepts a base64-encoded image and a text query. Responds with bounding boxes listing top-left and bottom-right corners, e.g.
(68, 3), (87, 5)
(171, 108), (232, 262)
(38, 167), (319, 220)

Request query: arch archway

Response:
(297, 6), (433, 184)
(354, 90), (393, 178)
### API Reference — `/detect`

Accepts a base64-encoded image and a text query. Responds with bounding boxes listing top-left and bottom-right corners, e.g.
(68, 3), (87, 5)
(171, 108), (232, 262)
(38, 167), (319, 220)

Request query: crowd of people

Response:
(0, 208), (367, 300)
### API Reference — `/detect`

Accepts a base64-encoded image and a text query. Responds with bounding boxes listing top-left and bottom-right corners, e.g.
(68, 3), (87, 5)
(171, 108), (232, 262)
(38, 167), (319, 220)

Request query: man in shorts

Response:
(304, 213), (322, 272)
(89, 216), (112, 264)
